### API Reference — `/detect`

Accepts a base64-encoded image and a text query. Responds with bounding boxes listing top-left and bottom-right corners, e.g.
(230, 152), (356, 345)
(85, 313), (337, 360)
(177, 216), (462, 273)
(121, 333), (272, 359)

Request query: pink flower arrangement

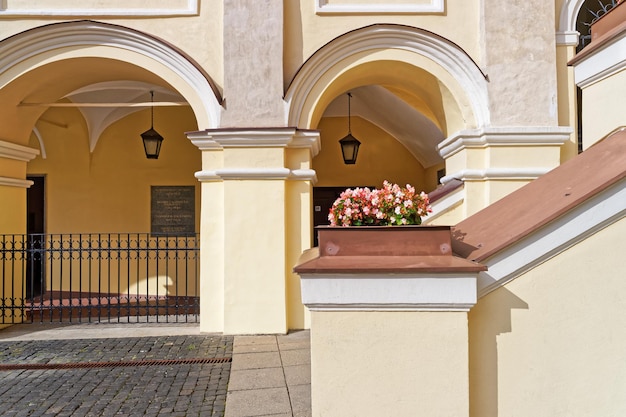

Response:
(328, 181), (431, 227)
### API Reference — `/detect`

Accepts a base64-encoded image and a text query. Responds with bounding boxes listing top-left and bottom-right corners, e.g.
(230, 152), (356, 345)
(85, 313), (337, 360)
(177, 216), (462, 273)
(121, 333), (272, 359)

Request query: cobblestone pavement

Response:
(0, 335), (233, 417)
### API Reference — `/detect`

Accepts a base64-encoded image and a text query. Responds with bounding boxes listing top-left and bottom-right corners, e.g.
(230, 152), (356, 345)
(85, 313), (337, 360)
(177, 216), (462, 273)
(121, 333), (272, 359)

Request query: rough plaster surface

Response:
(222, 0), (286, 127)
(482, 0), (558, 126)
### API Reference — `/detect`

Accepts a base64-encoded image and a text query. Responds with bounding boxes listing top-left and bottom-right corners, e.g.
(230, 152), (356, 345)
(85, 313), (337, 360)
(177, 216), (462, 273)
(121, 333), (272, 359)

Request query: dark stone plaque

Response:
(151, 186), (196, 235)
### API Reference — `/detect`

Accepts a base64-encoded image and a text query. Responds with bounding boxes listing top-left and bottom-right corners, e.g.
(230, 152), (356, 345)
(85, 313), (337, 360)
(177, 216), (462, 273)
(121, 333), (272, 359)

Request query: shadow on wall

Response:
(469, 287), (529, 417)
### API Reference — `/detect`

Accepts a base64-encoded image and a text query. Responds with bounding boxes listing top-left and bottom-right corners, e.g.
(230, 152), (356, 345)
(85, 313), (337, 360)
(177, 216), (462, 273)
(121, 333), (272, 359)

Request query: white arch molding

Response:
(285, 24), (491, 131)
(557, 0), (586, 46)
(0, 20), (222, 129)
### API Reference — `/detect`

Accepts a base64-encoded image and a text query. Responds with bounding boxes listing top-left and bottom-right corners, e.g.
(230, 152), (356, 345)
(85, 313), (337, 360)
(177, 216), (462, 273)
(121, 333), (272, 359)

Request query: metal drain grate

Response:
(0, 357), (231, 371)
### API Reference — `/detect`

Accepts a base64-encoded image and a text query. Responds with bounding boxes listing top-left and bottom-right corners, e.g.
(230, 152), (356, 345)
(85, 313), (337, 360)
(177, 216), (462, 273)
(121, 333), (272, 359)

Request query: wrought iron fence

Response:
(0, 233), (199, 324)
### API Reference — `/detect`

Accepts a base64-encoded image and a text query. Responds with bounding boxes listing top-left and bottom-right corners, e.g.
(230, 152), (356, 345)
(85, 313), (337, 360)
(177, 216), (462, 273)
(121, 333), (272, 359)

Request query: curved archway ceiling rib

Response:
(323, 86), (445, 167)
(60, 81), (187, 152)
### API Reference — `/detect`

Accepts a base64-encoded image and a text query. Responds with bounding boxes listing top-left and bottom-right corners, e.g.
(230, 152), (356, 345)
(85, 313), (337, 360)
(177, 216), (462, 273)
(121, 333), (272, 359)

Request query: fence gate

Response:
(0, 233), (199, 323)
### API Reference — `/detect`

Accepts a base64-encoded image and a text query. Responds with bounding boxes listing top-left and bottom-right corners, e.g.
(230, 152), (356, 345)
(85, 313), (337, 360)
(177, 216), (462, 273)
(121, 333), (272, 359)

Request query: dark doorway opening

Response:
(312, 186), (373, 246)
(26, 176), (45, 299)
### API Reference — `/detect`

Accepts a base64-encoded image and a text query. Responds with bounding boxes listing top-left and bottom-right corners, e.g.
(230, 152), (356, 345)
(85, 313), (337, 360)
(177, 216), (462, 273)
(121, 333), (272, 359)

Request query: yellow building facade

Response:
(0, 0), (614, 335)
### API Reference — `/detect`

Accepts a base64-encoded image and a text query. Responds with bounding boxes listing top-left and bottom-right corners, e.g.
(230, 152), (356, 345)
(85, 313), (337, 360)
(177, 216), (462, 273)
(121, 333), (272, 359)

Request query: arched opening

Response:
(285, 24), (488, 234)
(0, 21), (222, 323)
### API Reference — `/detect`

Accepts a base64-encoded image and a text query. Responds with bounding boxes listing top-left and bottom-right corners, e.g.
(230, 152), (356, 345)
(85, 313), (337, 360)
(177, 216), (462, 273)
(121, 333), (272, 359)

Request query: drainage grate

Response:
(0, 357), (231, 371)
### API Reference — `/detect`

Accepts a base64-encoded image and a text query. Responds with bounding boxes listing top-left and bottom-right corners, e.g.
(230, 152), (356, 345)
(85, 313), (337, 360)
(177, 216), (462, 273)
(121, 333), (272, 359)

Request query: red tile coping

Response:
(452, 128), (626, 263)
(294, 250), (486, 274)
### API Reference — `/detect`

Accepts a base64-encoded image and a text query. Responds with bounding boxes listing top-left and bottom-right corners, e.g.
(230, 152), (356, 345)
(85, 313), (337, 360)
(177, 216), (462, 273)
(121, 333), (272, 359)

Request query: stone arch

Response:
(285, 24), (490, 134)
(0, 20), (222, 131)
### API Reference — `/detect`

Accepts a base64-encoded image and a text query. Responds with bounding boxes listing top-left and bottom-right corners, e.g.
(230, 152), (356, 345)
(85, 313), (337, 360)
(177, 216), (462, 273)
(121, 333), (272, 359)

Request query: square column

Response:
(294, 226), (485, 416)
(189, 128), (319, 334)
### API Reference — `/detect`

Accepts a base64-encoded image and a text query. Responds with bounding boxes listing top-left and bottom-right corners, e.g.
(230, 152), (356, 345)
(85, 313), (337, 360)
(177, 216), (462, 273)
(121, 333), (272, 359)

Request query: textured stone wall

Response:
(481, 1), (559, 126)
(222, 0), (286, 127)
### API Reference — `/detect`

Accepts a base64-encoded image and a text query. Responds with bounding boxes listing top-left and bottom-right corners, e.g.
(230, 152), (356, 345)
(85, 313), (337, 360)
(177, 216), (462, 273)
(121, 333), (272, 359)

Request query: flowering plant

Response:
(328, 181), (431, 227)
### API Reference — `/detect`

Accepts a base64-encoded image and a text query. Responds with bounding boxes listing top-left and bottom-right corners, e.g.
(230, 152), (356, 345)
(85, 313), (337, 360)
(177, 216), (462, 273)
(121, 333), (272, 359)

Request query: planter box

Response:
(591, 2), (626, 41)
(316, 225), (452, 257)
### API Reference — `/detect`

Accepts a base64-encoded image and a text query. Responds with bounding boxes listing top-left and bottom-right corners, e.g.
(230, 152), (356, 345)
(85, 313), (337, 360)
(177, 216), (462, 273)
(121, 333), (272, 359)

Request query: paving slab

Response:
(224, 387), (292, 417)
(279, 348), (311, 366)
(283, 364), (311, 386)
(228, 367), (286, 390)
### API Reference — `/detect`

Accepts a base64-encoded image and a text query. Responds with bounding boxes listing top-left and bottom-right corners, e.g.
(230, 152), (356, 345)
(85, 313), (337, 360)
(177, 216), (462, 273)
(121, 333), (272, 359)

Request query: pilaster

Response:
(294, 226), (485, 416)
(438, 126), (571, 216)
(189, 127), (319, 334)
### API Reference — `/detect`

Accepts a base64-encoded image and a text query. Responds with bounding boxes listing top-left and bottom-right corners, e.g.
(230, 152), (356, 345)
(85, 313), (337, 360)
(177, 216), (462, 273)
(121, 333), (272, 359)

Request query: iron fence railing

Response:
(0, 233), (199, 324)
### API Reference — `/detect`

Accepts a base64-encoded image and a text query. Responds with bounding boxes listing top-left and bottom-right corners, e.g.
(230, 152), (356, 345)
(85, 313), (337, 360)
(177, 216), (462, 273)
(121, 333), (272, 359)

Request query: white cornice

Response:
(315, 0), (444, 14)
(438, 126), (572, 159)
(0, 176), (34, 188)
(0, 0), (198, 17)
(0, 140), (40, 162)
(572, 32), (626, 88)
(477, 178), (626, 297)
(188, 128), (321, 152)
(299, 273), (477, 312)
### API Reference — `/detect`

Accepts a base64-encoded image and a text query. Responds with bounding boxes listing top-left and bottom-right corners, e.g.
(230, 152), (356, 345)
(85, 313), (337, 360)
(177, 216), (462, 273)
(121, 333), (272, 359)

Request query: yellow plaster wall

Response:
(311, 310), (470, 417)
(556, 44), (579, 162)
(0, 185), (27, 234)
(27, 106), (200, 233)
(469, 216), (626, 416)
(313, 116), (432, 191)
(223, 179), (288, 334)
(581, 69), (626, 149)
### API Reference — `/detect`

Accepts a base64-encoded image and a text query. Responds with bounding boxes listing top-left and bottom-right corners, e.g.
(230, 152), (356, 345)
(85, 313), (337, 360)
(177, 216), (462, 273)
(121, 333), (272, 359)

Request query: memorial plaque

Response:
(151, 186), (196, 235)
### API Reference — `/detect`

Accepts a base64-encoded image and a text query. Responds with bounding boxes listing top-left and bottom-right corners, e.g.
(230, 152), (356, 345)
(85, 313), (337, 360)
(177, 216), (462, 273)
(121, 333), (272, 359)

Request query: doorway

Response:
(26, 175), (45, 299)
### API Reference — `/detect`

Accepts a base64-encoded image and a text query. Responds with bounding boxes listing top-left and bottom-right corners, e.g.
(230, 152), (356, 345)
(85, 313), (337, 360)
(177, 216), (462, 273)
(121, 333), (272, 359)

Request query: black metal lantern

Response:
(339, 93), (360, 165)
(141, 91), (164, 159)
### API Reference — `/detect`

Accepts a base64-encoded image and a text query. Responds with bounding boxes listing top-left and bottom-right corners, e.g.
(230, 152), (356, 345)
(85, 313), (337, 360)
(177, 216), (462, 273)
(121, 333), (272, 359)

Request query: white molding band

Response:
(0, 140), (40, 162)
(572, 31), (626, 88)
(438, 126), (572, 160)
(0, 0), (198, 17)
(0, 176), (34, 188)
(556, 31), (580, 47)
(477, 179), (626, 297)
(300, 273), (477, 312)
(441, 168), (553, 184)
(195, 168), (317, 182)
(315, 0), (444, 15)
